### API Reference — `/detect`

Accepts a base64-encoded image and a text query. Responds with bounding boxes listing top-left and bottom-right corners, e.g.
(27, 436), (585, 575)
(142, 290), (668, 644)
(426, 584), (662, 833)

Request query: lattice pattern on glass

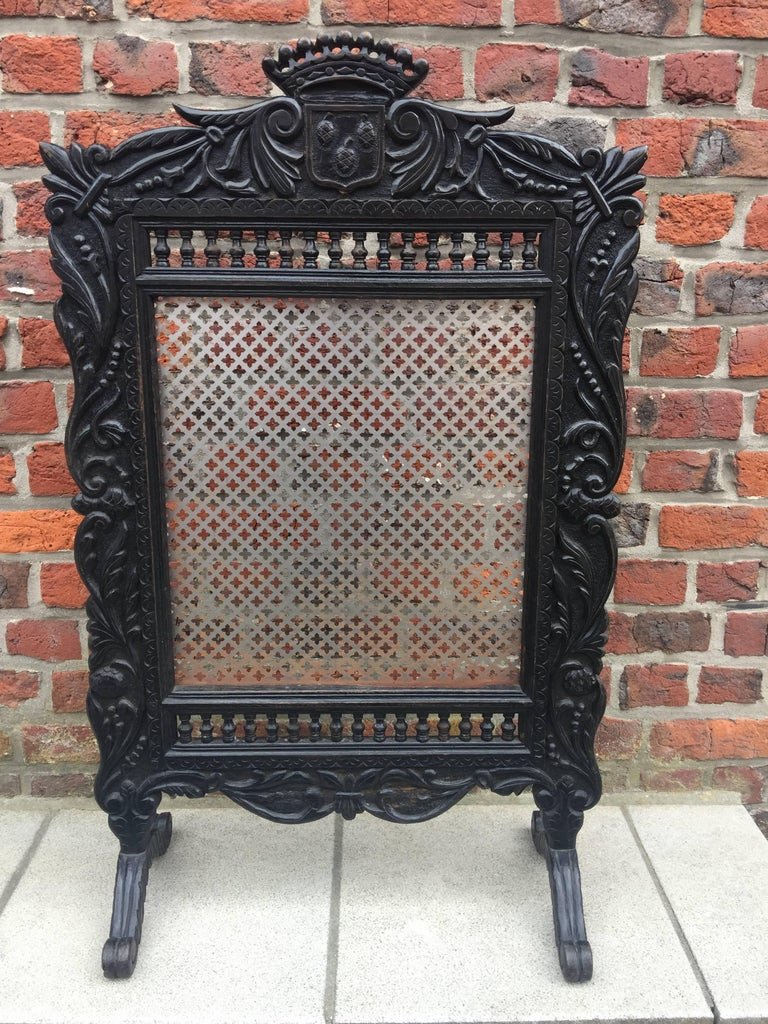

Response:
(155, 296), (536, 688)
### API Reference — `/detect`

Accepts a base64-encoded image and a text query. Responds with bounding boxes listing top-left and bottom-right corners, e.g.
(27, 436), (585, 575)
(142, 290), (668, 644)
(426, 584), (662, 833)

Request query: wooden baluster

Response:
(459, 712), (472, 742)
(499, 231), (513, 271)
(222, 715), (235, 743)
(266, 712), (278, 743)
(417, 712), (429, 743)
(254, 229), (269, 269)
(481, 713), (494, 742)
(401, 231), (416, 270)
(373, 713), (386, 743)
(376, 231), (391, 270)
(229, 229), (245, 268)
(425, 232), (440, 271)
(179, 228), (194, 267)
(204, 229), (220, 267)
(352, 712), (364, 742)
(501, 713), (516, 742)
(153, 227), (170, 268)
(328, 229), (343, 268)
(279, 229), (293, 269)
(288, 711), (300, 743)
(331, 712), (343, 742)
(450, 231), (464, 271)
(522, 230), (538, 269)
(437, 712), (450, 742)
(178, 714), (192, 744)
(244, 714), (256, 743)
(473, 231), (489, 271)
(200, 714), (213, 744)
(395, 711), (407, 742)
(310, 711), (321, 742)
(303, 230), (319, 269)
(351, 230), (368, 269)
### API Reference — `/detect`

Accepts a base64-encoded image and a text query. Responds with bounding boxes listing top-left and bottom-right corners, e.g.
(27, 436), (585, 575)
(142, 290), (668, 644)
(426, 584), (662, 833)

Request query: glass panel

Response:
(154, 295), (536, 689)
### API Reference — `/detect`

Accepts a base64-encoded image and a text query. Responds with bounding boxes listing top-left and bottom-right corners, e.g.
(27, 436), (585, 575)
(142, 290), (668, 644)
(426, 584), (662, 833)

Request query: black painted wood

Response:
(41, 31), (645, 983)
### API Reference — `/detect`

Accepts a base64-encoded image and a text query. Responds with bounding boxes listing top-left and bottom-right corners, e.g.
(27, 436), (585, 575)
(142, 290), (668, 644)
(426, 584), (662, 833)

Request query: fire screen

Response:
(42, 32), (645, 984)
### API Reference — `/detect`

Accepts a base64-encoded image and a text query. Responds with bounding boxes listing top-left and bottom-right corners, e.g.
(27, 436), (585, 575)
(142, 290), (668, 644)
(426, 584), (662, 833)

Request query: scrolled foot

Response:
(531, 810), (547, 857)
(547, 847), (592, 983)
(558, 938), (593, 983)
(102, 937), (138, 979)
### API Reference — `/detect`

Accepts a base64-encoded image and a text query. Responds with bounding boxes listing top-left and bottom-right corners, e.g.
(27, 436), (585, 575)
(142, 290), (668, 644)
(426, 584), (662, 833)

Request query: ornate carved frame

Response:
(42, 33), (645, 983)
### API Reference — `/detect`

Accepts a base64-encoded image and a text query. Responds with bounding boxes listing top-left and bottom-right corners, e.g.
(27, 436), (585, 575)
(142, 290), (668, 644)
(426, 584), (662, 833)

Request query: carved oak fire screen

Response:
(42, 34), (645, 983)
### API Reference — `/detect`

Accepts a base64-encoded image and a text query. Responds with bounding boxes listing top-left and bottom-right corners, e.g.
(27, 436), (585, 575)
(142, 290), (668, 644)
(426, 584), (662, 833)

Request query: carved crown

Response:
(262, 32), (429, 99)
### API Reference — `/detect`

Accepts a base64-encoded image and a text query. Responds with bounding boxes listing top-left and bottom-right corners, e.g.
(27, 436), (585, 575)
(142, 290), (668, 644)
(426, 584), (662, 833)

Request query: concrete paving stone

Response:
(629, 804), (768, 1024)
(334, 803), (713, 1024)
(0, 807), (335, 1024)
(0, 810), (47, 898)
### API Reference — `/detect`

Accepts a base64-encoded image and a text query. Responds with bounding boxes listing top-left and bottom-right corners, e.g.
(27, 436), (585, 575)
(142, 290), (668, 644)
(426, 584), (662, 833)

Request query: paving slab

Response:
(629, 804), (768, 1024)
(0, 807), (335, 1024)
(333, 804), (713, 1024)
(0, 810), (47, 899)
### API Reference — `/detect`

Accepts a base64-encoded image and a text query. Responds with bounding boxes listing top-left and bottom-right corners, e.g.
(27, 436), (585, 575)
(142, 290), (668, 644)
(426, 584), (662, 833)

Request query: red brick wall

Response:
(0, 0), (767, 803)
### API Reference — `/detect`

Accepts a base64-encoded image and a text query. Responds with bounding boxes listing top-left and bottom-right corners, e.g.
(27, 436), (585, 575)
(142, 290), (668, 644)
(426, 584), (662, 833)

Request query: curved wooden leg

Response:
(102, 812), (173, 979)
(531, 810), (547, 857)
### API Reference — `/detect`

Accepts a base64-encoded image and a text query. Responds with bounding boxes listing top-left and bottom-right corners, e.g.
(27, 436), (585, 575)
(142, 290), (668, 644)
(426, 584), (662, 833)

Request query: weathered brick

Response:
(93, 35), (177, 96)
(22, 724), (97, 764)
(0, 669), (38, 707)
(0, 251), (60, 303)
(64, 109), (184, 148)
(0, 774), (20, 796)
(744, 196), (768, 249)
(613, 559), (687, 605)
(650, 718), (768, 760)
(569, 49), (648, 107)
(129, 0), (306, 18)
(595, 717), (643, 760)
(656, 194), (735, 245)
(660, 505), (768, 549)
(52, 669), (89, 713)
(0, 0), (112, 14)
(30, 772), (94, 797)
(607, 610), (710, 653)
(698, 666), (762, 704)
(697, 561), (759, 602)
(620, 663), (688, 708)
(734, 451), (768, 497)
(7, 619), (81, 662)
(626, 388), (742, 440)
(755, 57), (768, 107)
(475, 44), (558, 103)
(724, 611), (768, 656)
(0, 449), (15, 495)
(409, 45), (464, 101)
(27, 443), (75, 497)
(0, 315), (7, 372)
(729, 325), (768, 376)
(663, 51), (741, 104)
(19, 318), (68, 368)
(322, 0), (499, 23)
(0, 35), (82, 93)
(0, 382), (57, 433)
(703, 0), (768, 37)
(756, 390), (768, 433)
(0, 111), (49, 167)
(189, 41), (270, 97)
(40, 563), (87, 609)
(633, 257), (683, 314)
(515, 0), (691, 35)
(696, 262), (768, 315)
(615, 118), (768, 177)
(640, 768), (705, 792)
(614, 502), (650, 546)
(13, 180), (48, 237)
(640, 326), (720, 376)
(712, 765), (766, 804)
(0, 510), (79, 553)
(615, 451), (633, 494)
(0, 561), (28, 608)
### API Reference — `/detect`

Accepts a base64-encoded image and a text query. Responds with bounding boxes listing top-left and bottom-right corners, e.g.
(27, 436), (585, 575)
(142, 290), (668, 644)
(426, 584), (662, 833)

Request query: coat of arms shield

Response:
(305, 103), (385, 193)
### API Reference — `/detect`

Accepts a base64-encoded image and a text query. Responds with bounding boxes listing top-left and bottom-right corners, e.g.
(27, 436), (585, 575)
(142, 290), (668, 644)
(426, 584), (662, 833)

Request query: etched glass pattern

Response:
(154, 296), (536, 689)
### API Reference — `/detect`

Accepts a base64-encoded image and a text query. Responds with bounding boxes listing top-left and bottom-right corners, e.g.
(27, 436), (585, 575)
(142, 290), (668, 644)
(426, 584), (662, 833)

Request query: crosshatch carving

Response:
(41, 31), (645, 983)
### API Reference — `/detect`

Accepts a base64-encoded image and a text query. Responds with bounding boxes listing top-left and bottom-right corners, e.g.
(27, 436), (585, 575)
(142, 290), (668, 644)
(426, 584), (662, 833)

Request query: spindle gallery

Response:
(41, 33), (645, 982)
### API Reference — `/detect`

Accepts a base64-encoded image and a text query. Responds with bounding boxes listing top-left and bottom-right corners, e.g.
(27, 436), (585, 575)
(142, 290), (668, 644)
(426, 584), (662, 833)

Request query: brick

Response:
(757, 391), (768, 433)
(620, 663), (688, 709)
(626, 388), (742, 440)
(0, 510), (79, 553)
(0, 0), (112, 14)
(128, 0), (306, 17)
(0, 448), (15, 495)
(0, 111), (49, 167)
(640, 768), (705, 792)
(697, 561), (759, 602)
(0, 561), (28, 608)
(703, 0), (768, 37)
(606, 610), (636, 654)
(93, 35), (177, 96)
(663, 51), (741, 104)
(0, 774), (20, 797)
(656, 194), (735, 246)
(40, 563), (87, 609)
(640, 326), (720, 376)
(569, 49), (648, 107)
(30, 772), (94, 797)
(734, 451), (768, 497)
(622, 329), (631, 373)
(0, 382), (57, 433)
(189, 42), (270, 97)
(22, 724), (97, 764)
(650, 718), (768, 760)
(515, 0), (691, 35)
(613, 559), (687, 605)
(0, 669), (38, 707)
(6, 619), (81, 662)
(745, 196), (768, 249)
(52, 669), (89, 713)
(633, 258), (683, 315)
(712, 765), (766, 804)
(409, 46), (464, 102)
(698, 666), (762, 704)
(0, 35), (82, 94)
(724, 611), (768, 656)
(696, 262), (768, 316)
(632, 611), (711, 653)
(614, 502), (650, 546)
(322, 0), (499, 24)
(729, 325), (768, 376)
(64, 109), (185, 148)
(0, 315), (7, 372)
(19, 318), (68, 369)
(13, 180), (48, 237)
(614, 451), (633, 494)
(615, 118), (768, 177)
(755, 57), (768, 108)
(595, 717), (642, 760)
(0, 251), (60, 303)
(475, 44), (558, 103)
(27, 443), (75, 497)
(660, 505), (768, 549)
